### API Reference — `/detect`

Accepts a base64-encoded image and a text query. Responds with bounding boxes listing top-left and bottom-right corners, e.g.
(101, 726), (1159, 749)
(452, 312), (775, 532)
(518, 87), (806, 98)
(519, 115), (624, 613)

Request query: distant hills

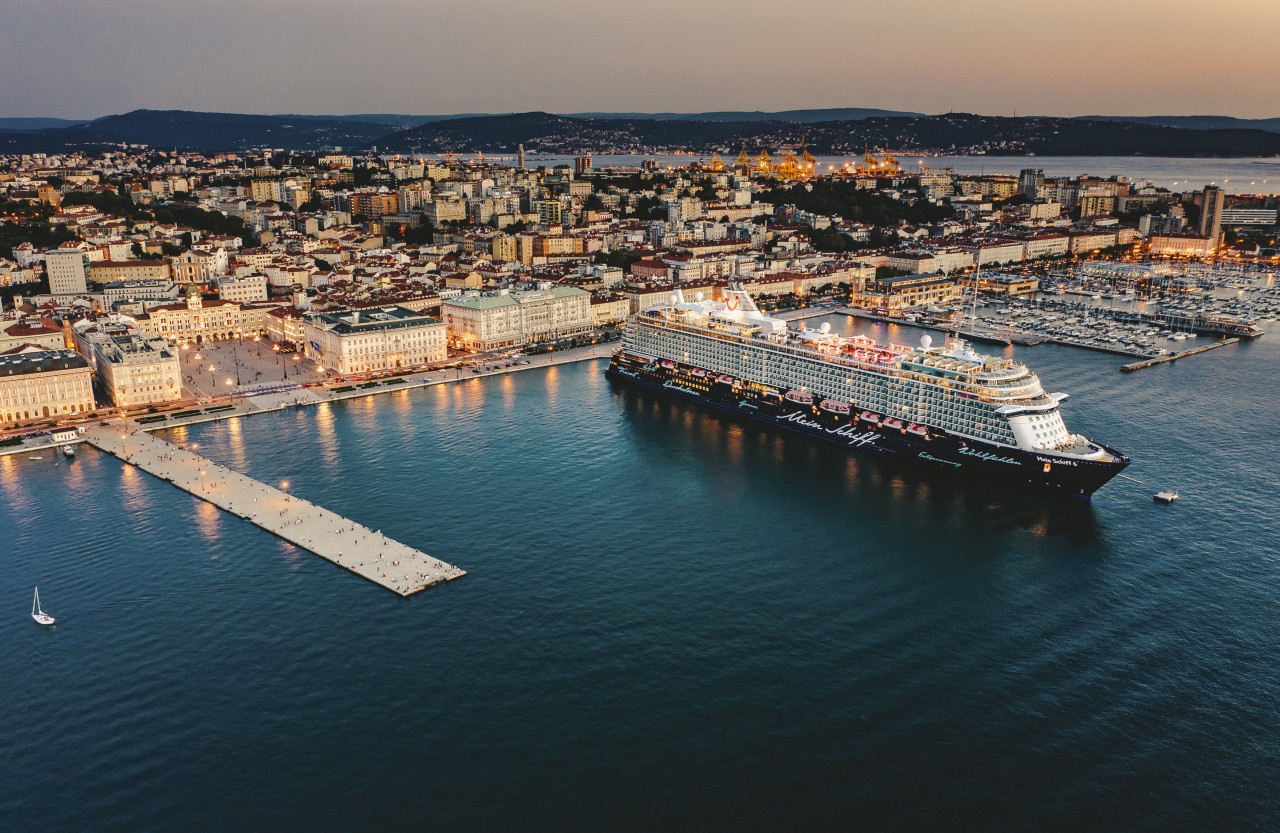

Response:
(2, 108), (1280, 157)
(567, 107), (922, 123)
(0, 117), (89, 131)
(378, 111), (1280, 158)
(1078, 115), (1280, 134)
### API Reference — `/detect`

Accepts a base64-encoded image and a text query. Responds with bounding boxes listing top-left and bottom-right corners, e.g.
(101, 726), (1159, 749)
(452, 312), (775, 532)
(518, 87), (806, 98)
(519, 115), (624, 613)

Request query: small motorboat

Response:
(1153, 490), (1179, 504)
(63, 445), (76, 458)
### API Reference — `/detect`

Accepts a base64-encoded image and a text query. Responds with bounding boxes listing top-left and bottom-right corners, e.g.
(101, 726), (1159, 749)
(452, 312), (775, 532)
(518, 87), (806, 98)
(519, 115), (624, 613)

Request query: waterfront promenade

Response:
(1, 341), (615, 458)
(84, 426), (465, 597)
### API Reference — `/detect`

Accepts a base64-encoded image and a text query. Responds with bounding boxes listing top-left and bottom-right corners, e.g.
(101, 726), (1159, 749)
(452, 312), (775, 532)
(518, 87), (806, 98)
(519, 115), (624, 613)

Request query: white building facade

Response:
(442, 284), (591, 351)
(303, 306), (447, 375)
(93, 333), (183, 407)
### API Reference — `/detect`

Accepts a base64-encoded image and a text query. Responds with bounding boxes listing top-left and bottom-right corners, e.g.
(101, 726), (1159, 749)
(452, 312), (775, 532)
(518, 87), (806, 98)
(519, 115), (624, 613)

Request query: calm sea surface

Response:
(519, 154), (1280, 194)
(3, 320), (1279, 832)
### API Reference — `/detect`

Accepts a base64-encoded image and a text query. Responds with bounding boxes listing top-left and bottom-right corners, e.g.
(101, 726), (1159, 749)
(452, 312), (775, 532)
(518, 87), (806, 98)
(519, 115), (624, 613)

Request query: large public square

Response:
(175, 337), (326, 399)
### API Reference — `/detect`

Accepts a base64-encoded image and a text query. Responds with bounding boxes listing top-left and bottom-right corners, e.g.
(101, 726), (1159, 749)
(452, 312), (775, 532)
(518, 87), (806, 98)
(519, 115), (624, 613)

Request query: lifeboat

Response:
(860, 411), (881, 423)
(883, 417), (904, 430)
(717, 375), (735, 385)
(906, 423), (929, 437)
(691, 368), (706, 377)
(820, 399), (851, 415)
(660, 360), (676, 369)
(785, 390), (814, 405)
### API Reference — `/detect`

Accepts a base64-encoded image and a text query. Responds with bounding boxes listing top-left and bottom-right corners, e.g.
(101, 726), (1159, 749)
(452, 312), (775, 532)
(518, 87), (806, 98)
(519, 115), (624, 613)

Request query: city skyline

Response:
(4, 0), (1280, 119)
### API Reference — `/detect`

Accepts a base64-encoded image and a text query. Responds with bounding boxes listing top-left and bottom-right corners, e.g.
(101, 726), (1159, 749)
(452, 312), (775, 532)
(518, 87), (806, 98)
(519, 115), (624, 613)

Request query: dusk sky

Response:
(4, 0), (1279, 119)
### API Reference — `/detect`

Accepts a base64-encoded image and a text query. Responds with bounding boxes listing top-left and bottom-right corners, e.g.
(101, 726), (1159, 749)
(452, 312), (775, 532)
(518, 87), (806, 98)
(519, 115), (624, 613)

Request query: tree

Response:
(760, 180), (953, 226)
(593, 250), (645, 272)
(583, 193), (605, 211)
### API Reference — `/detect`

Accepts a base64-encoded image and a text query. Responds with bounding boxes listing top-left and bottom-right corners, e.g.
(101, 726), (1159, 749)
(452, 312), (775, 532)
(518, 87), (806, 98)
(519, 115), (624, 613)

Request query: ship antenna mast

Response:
(951, 246), (981, 347)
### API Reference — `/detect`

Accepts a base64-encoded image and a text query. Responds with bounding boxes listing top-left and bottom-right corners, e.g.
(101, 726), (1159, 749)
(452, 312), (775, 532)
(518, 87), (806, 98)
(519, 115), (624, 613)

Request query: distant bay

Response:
(500, 154), (1280, 194)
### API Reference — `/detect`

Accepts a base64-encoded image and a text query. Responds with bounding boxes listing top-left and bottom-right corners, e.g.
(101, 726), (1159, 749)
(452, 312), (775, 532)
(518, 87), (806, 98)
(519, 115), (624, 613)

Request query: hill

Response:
(378, 111), (1280, 157)
(568, 107), (921, 123)
(375, 111), (782, 153)
(0, 109), (388, 152)
(0, 117), (89, 131)
(1077, 115), (1280, 134)
(3, 108), (1280, 157)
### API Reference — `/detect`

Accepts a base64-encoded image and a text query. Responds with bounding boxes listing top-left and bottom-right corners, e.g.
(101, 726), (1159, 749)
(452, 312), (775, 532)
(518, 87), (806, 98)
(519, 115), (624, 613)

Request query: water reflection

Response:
(192, 499), (222, 543)
(612, 381), (1102, 547)
(118, 458), (153, 516)
(226, 416), (247, 471)
(313, 402), (340, 472)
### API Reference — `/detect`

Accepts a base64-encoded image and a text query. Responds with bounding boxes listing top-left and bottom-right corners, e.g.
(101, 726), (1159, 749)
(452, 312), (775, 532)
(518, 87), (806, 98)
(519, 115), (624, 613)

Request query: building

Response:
(89, 260), (172, 284)
(858, 272), (960, 311)
(1022, 234), (1071, 261)
(1069, 231), (1119, 254)
(964, 273), (1040, 296)
(45, 249), (88, 294)
(350, 191), (400, 220)
(442, 284), (592, 351)
(1199, 186), (1226, 243)
(303, 306), (446, 374)
(216, 274), (269, 303)
(1078, 193), (1116, 219)
(1221, 208), (1278, 227)
(423, 196), (466, 225)
(590, 292), (630, 326)
(538, 200), (563, 226)
(0, 316), (67, 352)
(1147, 234), (1216, 257)
(133, 286), (273, 343)
(264, 305), (307, 347)
(93, 332), (183, 407)
(171, 251), (216, 284)
(0, 348), (95, 424)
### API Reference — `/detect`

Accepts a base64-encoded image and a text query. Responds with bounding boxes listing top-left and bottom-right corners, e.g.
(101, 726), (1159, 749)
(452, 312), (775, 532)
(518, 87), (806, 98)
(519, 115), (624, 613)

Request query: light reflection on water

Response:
(3, 353), (1278, 831)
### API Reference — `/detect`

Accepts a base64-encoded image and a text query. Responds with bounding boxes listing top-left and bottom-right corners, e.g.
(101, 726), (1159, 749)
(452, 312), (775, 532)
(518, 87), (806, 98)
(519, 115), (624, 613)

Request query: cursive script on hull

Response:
(779, 411), (880, 448)
(958, 447), (1020, 466)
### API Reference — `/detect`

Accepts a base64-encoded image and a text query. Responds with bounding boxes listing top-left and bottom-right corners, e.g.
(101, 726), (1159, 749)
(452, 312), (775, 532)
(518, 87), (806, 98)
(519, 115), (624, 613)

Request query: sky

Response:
(3, 0), (1279, 119)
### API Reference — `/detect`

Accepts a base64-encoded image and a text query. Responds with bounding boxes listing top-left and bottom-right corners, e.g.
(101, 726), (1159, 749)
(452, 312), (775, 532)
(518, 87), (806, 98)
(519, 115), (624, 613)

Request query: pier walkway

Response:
(1120, 338), (1238, 372)
(84, 426), (465, 596)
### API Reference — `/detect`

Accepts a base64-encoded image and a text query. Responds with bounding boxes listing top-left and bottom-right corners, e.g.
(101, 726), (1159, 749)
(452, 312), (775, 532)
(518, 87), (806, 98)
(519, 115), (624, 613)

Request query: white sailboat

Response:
(32, 587), (55, 625)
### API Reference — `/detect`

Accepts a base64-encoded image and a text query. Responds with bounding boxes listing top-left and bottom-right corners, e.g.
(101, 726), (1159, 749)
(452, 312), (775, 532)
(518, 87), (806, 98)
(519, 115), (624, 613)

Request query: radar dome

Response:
(820, 322), (831, 334)
(695, 291), (704, 301)
(668, 293), (679, 305)
(921, 334), (933, 349)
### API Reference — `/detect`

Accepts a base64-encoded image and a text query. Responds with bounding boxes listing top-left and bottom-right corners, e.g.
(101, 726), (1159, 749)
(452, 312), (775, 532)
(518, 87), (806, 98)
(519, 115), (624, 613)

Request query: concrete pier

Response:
(1120, 338), (1238, 372)
(84, 426), (465, 596)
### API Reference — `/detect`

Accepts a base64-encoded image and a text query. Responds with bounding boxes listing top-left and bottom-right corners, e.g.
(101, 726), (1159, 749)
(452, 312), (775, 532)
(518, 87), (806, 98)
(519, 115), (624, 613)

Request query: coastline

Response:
(2, 342), (614, 458)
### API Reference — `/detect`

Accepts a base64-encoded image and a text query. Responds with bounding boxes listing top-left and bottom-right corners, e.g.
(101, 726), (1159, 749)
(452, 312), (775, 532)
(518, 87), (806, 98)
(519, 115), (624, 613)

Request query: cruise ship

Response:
(606, 285), (1130, 498)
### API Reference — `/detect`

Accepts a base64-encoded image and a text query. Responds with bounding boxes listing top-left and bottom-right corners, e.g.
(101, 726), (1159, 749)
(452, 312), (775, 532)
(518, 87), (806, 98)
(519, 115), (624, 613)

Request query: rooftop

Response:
(0, 348), (88, 377)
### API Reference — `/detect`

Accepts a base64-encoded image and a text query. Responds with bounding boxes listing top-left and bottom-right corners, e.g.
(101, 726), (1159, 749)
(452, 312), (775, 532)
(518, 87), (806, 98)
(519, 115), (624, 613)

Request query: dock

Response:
(83, 426), (465, 596)
(1120, 338), (1239, 372)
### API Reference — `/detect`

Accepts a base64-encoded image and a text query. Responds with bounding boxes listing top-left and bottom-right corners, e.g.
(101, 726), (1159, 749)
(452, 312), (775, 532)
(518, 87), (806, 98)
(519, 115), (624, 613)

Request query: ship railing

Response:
(641, 316), (895, 375)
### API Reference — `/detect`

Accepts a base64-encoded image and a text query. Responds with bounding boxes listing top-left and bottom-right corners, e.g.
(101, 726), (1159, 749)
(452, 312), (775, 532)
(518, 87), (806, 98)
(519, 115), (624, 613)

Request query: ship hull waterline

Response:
(606, 355), (1129, 499)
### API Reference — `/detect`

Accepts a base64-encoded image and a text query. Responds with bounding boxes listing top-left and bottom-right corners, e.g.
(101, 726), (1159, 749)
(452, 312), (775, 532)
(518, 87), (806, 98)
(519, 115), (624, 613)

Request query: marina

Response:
(83, 426), (465, 596)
